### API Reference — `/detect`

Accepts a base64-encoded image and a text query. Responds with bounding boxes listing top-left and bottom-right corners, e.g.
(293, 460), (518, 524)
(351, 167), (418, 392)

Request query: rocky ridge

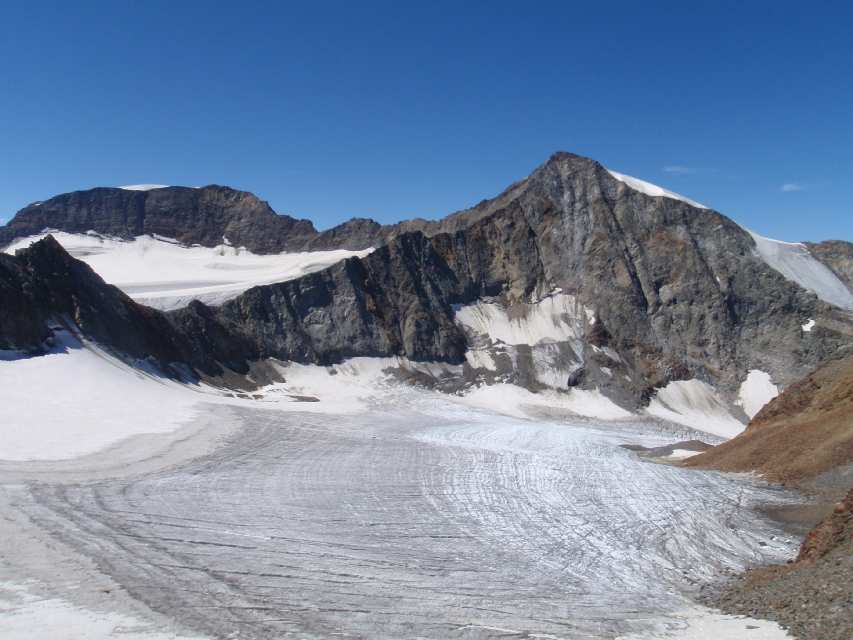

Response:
(0, 185), (382, 253)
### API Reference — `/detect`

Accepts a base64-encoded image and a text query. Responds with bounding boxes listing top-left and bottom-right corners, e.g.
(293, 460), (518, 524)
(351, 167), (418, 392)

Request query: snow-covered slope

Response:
(3, 232), (372, 310)
(0, 331), (216, 461)
(646, 379), (746, 439)
(607, 170), (707, 209)
(747, 230), (853, 310)
(454, 292), (594, 347)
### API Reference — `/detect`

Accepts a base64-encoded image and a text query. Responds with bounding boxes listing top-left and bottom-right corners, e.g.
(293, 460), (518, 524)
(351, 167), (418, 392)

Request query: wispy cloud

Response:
(663, 165), (696, 175)
(781, 183), (804, 192)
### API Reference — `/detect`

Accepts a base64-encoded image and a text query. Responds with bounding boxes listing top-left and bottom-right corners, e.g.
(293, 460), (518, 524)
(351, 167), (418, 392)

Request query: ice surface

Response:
(747, 230), (853, 310)
(2, 404), (796, 639)
(0, 582), (206, 640)
(0, 346), (799, 638)
(737, 369), (779, 419)
(459, 382), (632, 420)
(607, 170), (708, 209)
(646, 379), (746, 439)
(3, 232), (372, 310)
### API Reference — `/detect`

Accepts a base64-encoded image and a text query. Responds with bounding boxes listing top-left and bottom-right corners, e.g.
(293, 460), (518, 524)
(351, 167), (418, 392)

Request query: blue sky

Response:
(1, 1), (850, 241)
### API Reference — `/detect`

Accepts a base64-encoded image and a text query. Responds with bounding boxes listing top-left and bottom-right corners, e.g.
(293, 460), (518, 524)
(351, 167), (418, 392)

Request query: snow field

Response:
(454, 292), (594, 347)
(3, 231), (372, 310)
(646, 379), (747, 439)
(0, 331), (224, 461)
(737, 370), (779, 419)
(747, 230), (853, 310)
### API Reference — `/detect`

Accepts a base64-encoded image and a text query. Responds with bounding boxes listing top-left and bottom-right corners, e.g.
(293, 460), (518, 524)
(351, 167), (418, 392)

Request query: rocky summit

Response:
(3, 152), (852, 418)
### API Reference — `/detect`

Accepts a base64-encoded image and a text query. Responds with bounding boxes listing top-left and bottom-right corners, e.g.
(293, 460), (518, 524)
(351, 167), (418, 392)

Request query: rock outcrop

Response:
(0, 185), (368, 253)
(0, 235), (255, 376)
(1, 235), (187, 364)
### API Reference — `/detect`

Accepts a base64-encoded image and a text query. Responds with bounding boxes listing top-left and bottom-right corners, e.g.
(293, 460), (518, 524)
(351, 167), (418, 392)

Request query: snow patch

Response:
(646, 379), (745, 439)
(666, 449), (703, 460)
(118, 184), (170, 191)
(260, 357), (463, 415)
(802, 318), (815, 332)
(607, 170), (707, 209)
(3, 232), (372, 310)
(736, 370), (779, 419)
(464, 348), (497, 371)
(617, 605), (792, 639)
(454, 293), (592, 347)
(747, 230), (853, 310)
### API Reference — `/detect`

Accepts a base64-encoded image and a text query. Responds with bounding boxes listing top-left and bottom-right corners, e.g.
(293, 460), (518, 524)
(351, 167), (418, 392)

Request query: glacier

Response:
(0, 353), (798, 639)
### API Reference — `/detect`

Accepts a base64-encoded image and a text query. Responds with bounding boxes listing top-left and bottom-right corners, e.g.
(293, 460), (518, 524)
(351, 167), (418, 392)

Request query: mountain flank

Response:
(3, 153), (852, 418)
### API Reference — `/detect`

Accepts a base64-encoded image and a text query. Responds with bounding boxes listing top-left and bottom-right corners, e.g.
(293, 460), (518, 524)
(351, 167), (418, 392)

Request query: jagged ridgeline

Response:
(2, 152), (852, 414)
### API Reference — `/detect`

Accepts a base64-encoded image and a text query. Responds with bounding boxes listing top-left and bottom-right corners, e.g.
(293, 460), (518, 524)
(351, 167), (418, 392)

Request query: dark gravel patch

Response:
(702, 490), (852, 640)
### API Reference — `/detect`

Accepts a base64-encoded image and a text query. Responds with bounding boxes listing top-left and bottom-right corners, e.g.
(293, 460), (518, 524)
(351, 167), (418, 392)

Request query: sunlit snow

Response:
(607, 170), (708, 209)
(3, 232), (372, 310)
(459, 382), (632, 421)
(646, 379), (746, 439)
(747, 230), (853, 310)
(454, 292), (594, 347)
(118, 184), (170, 191)
(0, 332), (215, 461)
(736, 369), (779, 419)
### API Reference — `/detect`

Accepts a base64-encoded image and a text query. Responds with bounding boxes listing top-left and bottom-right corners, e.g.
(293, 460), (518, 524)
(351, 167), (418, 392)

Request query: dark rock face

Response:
(306, 218), (384, 251)
(0, 236), (259, 378)
(0, 185), (421, 253)
(0, 186), (323, 253)
(2, 152), (852, 409)
(0, 236), (185, 365)
(209, 153), (850, 400)
(216, 233), (468, 363)
(806, 240), (853, 291)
